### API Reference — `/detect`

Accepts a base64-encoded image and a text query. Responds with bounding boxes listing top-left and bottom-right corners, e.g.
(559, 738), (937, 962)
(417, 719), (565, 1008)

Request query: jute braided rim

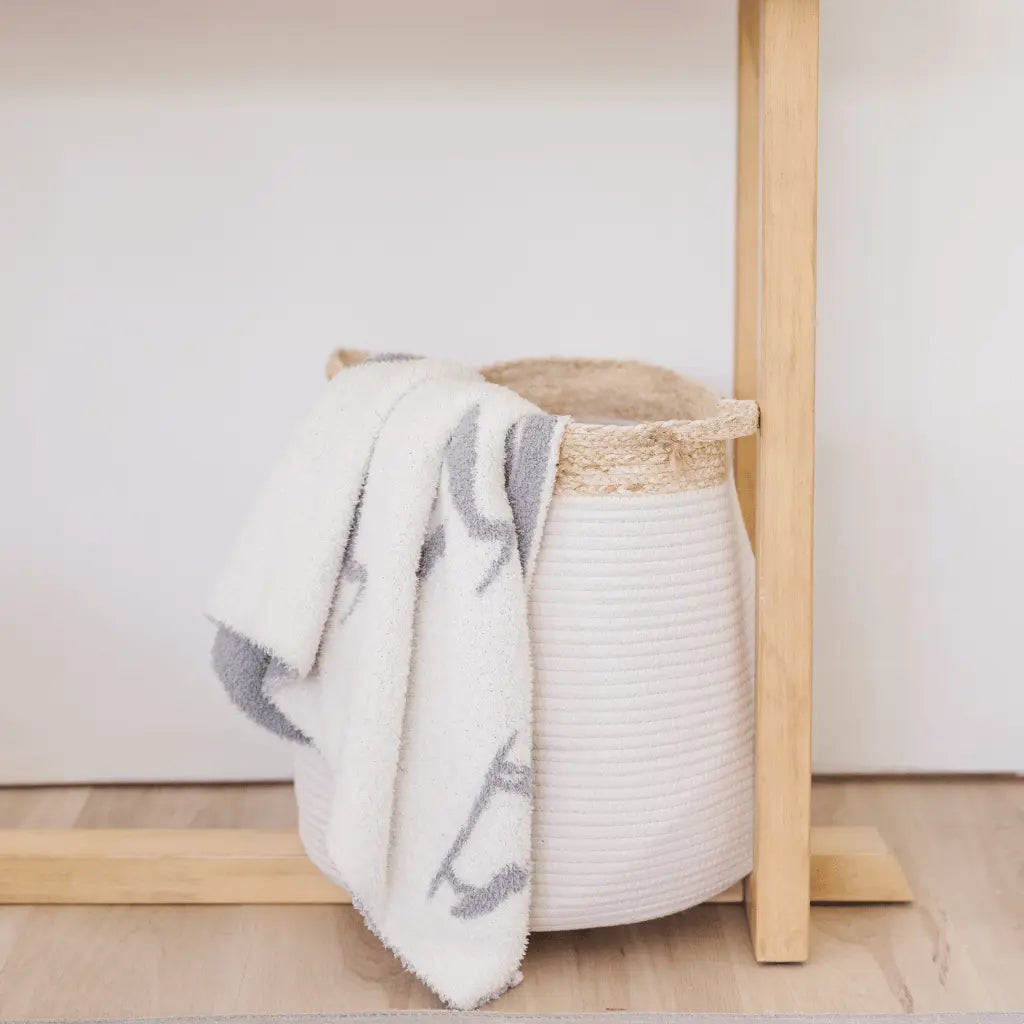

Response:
(325, 348), (759, 495)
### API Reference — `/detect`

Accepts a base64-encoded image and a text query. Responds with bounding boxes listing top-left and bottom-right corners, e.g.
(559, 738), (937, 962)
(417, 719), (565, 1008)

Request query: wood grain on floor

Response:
(0, 778), (1020, 1018)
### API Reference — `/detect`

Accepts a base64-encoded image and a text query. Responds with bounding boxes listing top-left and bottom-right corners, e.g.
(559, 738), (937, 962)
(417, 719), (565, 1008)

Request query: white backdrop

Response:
(1, 0), (1021, 782)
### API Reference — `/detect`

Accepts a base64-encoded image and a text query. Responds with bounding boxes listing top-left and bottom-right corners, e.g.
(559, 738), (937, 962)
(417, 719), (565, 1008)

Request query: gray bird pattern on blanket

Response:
(427, 732), (532, 918)
(211, 403), (558, 752)
(211, 626), (309, 743)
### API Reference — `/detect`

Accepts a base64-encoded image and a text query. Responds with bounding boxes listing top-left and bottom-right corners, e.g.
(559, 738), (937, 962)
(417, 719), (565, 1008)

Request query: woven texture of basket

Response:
(295, 352), (758, 930)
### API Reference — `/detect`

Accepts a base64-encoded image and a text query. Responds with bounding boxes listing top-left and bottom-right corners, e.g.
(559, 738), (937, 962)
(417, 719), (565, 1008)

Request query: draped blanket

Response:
(209, 356), (567, 1007)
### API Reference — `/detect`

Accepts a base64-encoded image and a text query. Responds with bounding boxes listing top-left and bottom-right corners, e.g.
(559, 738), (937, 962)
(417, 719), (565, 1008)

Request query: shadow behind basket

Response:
(295, 353), (758, 931)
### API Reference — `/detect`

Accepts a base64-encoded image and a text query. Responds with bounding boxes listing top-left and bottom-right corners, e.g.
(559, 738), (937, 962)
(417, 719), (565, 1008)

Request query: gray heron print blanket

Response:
(208, 355), (567, 1007)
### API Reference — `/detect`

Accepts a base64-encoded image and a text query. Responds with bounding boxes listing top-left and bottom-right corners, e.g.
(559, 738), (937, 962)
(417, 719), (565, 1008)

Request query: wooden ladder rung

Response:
(0, 824), (911, 906)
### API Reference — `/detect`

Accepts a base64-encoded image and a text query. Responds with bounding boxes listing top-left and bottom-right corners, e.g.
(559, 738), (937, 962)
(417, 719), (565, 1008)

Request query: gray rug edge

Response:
(6, 1014), (1021, 1023)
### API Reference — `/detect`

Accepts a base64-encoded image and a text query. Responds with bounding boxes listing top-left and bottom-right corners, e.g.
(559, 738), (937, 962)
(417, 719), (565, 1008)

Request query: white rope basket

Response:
(294, 354), (757, 931)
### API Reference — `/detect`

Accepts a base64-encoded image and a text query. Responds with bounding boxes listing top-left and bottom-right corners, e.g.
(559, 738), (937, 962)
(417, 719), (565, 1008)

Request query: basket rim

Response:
(324, 349), (759, 445)
(483, 355), (758, 444)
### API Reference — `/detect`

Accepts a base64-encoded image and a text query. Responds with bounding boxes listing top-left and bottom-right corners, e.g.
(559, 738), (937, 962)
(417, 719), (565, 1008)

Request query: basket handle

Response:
(325, 348), (369, 380)
(678, 397), (759, 442)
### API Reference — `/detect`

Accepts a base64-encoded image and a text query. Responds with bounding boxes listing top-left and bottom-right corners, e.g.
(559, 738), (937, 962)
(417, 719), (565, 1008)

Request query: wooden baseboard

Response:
(0, 824), (910, 906)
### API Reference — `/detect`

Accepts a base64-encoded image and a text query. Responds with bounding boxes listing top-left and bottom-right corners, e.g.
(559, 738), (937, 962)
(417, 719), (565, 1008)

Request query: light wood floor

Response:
(0, 778), (1021, 1018)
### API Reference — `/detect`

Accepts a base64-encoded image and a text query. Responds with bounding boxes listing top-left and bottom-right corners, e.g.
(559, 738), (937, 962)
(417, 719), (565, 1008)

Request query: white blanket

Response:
(208, 356), (567, 1008)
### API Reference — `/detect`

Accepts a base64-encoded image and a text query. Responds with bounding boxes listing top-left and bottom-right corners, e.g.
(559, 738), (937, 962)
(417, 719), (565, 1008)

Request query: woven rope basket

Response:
(295, 350), (759, 930)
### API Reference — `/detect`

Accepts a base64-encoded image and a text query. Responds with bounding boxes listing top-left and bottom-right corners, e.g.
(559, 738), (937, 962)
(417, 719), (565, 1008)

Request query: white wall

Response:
(0, 0), (1020, 782)
(814, 2), (1024, 772)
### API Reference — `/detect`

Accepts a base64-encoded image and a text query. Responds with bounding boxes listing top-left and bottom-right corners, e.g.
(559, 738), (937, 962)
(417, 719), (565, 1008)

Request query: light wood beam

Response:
(0, 826), (909, 906)
(733, 0), (761, 544)
(744, 0), (820, 964)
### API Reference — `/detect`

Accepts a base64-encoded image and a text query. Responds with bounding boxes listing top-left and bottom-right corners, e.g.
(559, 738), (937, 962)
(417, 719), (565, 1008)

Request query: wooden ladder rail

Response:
(736, 0), (822, 962)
